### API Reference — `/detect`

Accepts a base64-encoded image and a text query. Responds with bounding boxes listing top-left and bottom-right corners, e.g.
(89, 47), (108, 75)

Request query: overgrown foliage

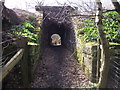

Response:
(11, 21), (39, 43)
(77, 20), (98, 42)
(77, 12), (120, 43)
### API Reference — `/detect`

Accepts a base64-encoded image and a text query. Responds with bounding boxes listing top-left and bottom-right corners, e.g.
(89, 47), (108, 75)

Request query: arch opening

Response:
(41, 20), (67, 48)
(51, 34), (61, 46)
(41, 16), (76, 52)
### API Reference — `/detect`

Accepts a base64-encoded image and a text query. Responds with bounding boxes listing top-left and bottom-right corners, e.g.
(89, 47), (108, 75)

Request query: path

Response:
(30, 46), (89, 88)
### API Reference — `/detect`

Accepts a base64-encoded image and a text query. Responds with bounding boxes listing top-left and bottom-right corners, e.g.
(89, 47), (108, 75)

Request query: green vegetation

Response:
(77, 12), (120, 43)
(80, 81), (99, 88)
(11, 21), (40, 44)
(77, 19), (98, 42)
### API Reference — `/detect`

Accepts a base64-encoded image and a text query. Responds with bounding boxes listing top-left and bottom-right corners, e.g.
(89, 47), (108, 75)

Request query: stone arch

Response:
(37, 6), (77, 52)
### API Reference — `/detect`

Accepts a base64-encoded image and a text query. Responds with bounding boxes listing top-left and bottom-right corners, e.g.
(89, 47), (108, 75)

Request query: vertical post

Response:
(17, 36), (29, 87)
(27, 45), (32, 82)
(95, 0), (110, 88)
(96, 38), (101, 83)
(0, 1), (3, 89)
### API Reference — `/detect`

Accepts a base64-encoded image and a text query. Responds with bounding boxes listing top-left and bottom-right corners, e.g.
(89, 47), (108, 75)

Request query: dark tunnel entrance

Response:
(41, 18), (76, 52)
(38, 6), (77, 52)
(48, 22), (66, 46)
(41, 20), (67, 48)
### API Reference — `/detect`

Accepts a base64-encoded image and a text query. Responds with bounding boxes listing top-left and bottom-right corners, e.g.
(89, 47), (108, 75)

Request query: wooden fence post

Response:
(96, 38), (101, 83)
(17, 36), (30, 87)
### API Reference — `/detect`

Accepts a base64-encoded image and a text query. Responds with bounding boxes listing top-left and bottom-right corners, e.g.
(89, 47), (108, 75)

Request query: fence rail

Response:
(1, 36), (31, 87)
(0, 49), (24, 81)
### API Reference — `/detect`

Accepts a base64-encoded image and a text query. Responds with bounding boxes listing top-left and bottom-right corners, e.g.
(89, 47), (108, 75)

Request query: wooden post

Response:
(17, 36), (30, 87)
(0, 2), (2, 90)
(96, 38), (101, 83)
(27, 45), (32, 82)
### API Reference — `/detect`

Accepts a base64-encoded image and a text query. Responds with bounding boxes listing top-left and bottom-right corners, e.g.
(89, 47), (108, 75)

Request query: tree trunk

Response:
(95, 0), (110, 88)
(111, 0), (120, 14)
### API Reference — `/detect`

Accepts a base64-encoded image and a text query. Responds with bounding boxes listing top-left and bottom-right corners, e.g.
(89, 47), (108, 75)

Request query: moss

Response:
(85, 42), (120, 46)
(74, 46), (84, 72)
(28, 45), (40, 75)
(76, 48), (83, 64)
(35, 27), (41, 32)
(109, 42), (120, 46)
(84, 66), (90, 78)
(85, 42), (98, 46)
(78, 35), (85, 45)
(28, 42), (38, 45)
(27, 30), (42, 79)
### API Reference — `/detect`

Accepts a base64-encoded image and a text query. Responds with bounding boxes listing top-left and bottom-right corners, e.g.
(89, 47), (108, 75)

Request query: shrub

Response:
(78, 12), (120, 43)
(11, 21), (38, 43)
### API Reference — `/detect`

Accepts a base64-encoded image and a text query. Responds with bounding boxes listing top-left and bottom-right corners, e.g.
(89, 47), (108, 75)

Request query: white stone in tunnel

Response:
(51, 34), (61, 46)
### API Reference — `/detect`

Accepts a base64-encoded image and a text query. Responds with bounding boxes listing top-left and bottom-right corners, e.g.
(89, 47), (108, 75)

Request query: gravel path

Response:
(30, 46), (89, 88)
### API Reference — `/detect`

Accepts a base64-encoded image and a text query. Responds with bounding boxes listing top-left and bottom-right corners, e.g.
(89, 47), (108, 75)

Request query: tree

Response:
(95, 0), (110, 88)
(111, 0), (120, 14)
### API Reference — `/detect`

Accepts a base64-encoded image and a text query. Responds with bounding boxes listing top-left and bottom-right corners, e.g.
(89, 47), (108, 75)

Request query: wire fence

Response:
(0, 31), (23, 67)
(1, 31), (26, 88)
(1, 26), (40, 88)
(108, 58), (120, 88)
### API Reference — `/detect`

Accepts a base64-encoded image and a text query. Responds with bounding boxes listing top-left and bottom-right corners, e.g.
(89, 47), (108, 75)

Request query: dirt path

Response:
(30, 46), (89, 88)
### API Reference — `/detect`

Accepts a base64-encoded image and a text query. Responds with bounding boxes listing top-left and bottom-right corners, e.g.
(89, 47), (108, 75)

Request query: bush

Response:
(77, 20), (98, 42)
(78, 12), (120, 43)
(11, 21), (38, 43)
(103, 12), (119, 43)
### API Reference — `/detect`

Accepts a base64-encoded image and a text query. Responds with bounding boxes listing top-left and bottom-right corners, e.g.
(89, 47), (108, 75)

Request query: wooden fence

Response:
(1, 36), (31, 87)
(0, 49), (24, 81)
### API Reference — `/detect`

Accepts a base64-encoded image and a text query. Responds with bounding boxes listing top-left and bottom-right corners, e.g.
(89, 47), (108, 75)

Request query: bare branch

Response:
(111, 0), (120, 14)
(103, 9), (116, 13)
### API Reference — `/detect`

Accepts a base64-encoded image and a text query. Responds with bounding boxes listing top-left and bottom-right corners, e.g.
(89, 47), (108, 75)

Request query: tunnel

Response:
(42, 19), (66, 47)
(37, 6), (77, 52)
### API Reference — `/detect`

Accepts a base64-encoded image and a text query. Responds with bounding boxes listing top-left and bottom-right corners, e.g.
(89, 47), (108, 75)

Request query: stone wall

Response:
(28, 44), (40, 74)
(76, 42), (120, 83)
(82, 45), (97, 83)
(28, 31), (41, 80)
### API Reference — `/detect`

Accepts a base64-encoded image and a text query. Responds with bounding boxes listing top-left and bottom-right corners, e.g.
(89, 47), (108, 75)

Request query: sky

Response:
(4, 0), (86, 12)
(4, 0), (119, 13)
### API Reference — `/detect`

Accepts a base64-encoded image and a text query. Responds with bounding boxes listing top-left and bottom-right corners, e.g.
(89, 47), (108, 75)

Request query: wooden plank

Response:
(0, 49), (24, 81)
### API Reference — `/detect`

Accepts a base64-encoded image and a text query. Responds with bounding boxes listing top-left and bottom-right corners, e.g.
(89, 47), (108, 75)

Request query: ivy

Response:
(11, 21), (39, 43)
(78, 12), (120, 43)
